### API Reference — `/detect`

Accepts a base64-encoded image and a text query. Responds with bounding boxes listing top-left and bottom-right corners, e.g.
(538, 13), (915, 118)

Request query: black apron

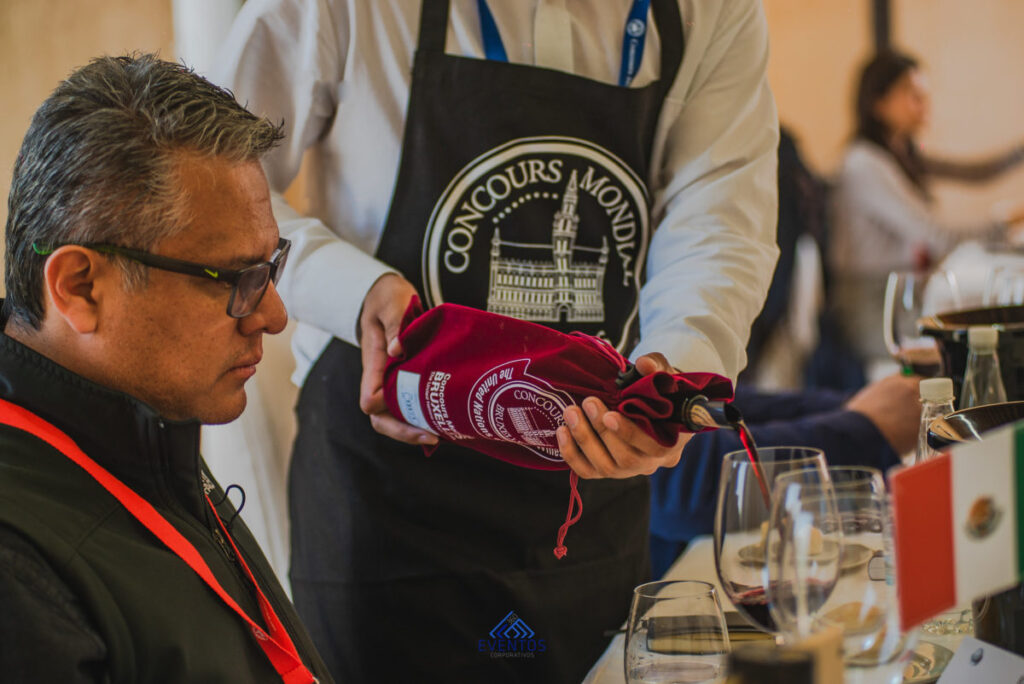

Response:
(289, 2), (684, 682)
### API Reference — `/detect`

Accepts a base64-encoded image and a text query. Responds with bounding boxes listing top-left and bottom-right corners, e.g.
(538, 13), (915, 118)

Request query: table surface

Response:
(582, 536), (967, 684)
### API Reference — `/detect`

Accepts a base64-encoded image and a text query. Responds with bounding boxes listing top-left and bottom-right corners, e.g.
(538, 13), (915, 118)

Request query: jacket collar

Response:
(0, 329), (207, 521)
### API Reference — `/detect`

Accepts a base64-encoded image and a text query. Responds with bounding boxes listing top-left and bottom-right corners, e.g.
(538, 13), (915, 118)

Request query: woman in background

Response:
(829, 49), (1024, 368)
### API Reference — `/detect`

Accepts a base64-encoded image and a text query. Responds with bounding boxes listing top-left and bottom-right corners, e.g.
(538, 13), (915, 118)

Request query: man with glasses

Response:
(0, 54), (331, 682)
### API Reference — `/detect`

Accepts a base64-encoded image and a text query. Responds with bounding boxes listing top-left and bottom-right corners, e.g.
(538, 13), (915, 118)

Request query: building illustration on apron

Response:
(487, 169), (609, 324)
(422, 136), (650, 352)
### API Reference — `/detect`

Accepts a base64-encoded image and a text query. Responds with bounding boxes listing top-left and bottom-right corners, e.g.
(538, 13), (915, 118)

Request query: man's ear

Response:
(42, 246), (110, 334)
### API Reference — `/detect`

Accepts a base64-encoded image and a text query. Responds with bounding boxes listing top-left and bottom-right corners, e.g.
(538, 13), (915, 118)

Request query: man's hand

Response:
(845, 374), (922, 455)
(358, 274), (438, 446)
(556, 353), (693, 479)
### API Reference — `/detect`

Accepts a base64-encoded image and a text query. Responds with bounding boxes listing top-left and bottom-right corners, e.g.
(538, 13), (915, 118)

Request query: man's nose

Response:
(241, 280), (288, 335)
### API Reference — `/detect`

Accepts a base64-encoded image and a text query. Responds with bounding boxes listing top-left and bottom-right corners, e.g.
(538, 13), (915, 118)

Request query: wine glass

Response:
(828, 465), (887, 498)
(765, 468), (843, 641)
(767, 468), (885, 643)
(883, 271), (945, 376)
(984, 265), (1024, 306)
(714, 446), (829, 634)
(624, 580), (731, 684)
(775, 467), (918, 675)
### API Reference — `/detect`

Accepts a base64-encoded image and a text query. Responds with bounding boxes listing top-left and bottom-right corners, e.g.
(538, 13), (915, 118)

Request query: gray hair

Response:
(4, 53), (284, 329)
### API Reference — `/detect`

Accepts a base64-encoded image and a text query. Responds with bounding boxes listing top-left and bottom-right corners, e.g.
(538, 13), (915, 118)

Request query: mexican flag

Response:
(890, 421), (1024, 631)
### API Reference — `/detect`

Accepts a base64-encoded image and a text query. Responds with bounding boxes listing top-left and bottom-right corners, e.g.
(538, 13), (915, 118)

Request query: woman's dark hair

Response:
(854, 49), (929, 194)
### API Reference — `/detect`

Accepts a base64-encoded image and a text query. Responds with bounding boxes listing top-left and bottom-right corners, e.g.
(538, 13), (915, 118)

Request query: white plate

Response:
(737, 541), (873, 572)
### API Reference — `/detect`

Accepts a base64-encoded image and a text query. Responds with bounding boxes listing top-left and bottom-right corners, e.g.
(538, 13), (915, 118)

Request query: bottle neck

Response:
(921, 399), (955, 412)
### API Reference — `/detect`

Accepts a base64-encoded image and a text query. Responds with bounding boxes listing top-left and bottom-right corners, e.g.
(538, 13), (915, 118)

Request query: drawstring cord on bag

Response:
(553, 471), (582, 559)
(552, 334), (622, 559)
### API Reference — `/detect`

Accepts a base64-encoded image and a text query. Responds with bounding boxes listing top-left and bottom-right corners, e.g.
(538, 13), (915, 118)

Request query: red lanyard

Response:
(0, 398), (316, 684)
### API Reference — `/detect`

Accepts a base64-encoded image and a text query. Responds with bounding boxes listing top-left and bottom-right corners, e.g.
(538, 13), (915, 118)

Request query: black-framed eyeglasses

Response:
(34, 238), (290, 318)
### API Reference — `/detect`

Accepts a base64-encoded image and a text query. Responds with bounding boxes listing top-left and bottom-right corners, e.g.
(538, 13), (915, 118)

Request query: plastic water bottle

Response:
(961, 327), (1007, 409)
(916, 377), (955, 463)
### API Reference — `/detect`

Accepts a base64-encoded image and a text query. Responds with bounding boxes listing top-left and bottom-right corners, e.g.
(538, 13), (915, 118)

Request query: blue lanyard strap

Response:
(475, 0), (651, 87)
(476, 0), (508, 62)
(618, 0), (652, 87)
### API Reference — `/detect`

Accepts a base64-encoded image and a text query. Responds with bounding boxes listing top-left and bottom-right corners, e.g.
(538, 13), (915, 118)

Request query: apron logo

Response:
(424, 136), (649, 352)
(478, 610), (548, 658)
(468, 359), (575, 463)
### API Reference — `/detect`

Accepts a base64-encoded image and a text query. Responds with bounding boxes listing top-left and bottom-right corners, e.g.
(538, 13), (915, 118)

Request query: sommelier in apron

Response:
(217, 1), (779, 681)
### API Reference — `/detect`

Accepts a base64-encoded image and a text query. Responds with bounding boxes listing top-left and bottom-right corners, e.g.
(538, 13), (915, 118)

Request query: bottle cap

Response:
(968, 326), (999, 351)
(920, 377), (954, 402)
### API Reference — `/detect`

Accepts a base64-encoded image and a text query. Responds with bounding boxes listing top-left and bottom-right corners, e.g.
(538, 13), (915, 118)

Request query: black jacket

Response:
(0, 331), (333, 683)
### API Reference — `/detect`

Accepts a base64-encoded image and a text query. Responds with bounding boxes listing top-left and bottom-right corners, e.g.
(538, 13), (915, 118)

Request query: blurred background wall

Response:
(0, 0), (174, 242)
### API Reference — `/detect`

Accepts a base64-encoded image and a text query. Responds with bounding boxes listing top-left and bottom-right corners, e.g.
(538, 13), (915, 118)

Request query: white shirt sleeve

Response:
(213, 0), (396, 347)
(632, 0), (780, 381)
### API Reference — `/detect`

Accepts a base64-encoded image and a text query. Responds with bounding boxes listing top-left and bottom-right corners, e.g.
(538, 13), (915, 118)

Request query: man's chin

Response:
(197, 392), (248, 426)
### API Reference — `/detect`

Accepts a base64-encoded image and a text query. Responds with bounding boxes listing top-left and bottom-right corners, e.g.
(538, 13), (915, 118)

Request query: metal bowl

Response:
(926, 401), (1024, 449)
(920, 305), (1024, 328)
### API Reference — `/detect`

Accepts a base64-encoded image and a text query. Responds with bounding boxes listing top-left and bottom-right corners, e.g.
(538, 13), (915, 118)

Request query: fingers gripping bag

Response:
(382, 300), (734, 557)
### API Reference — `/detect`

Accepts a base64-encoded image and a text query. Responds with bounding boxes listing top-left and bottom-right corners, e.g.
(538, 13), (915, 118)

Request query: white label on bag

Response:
(396, 370), (437, 434)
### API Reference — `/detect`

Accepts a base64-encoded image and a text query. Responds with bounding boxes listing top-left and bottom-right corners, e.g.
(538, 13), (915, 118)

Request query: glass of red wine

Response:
(714, 447), (828, 635)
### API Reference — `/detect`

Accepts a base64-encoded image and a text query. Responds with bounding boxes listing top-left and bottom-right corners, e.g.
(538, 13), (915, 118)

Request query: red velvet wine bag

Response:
(382, 301), (733, 470)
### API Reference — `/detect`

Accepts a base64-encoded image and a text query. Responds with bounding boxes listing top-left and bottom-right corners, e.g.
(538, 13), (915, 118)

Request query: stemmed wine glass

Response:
(771, 467), (917, 676)
(883, 270), (948, 376)
(765, 468), (843, 641)
(713, 446), (830, 635)
(624, 580), (731, 684)
(984, 265), (1024, 307)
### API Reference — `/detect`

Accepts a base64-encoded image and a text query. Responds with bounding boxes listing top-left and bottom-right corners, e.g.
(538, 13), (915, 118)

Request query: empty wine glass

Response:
(714, 447), (828, 635)
(828, 465), (886, 498)
(774, 467), (917, 676)
(624, 580), (730, 684)
(765, 468), (843, 641)
(984, 265), (1024, 307)
(883, 271), (945, 376)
